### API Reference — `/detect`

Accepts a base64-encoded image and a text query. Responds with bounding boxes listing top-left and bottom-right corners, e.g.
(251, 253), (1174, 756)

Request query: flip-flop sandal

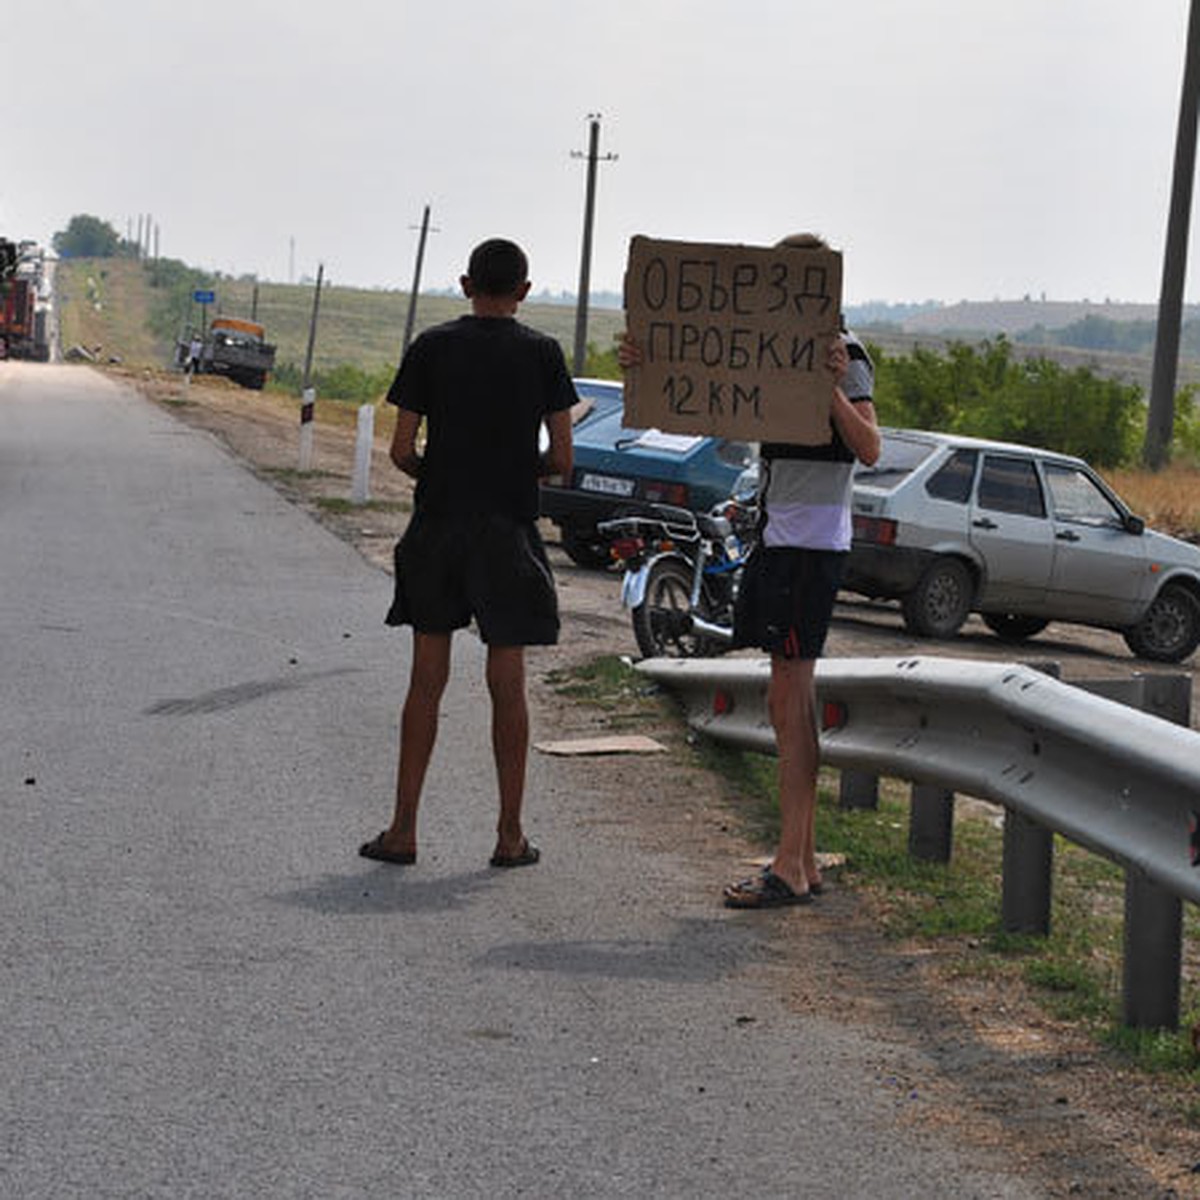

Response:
(723, 869), (812, 909)
(760, 862), (824, 895)
(490, 840), (540, 869)
(359, 832), (416, 866)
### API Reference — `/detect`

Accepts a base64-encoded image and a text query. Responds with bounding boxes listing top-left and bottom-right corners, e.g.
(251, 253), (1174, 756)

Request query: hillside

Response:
(54, 259), (626, 378)
(888, 298), (1195, 336)
(55, 258), (1200, 397)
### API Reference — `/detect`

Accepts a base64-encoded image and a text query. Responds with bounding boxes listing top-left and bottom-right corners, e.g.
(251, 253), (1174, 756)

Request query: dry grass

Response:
(1105, 463), (1200, 540)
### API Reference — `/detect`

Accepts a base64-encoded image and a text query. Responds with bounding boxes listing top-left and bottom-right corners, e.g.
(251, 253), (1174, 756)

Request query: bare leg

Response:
(380, 631), (452, 856)
(766, 655), (820, 895)
(486, 645), (530, 859)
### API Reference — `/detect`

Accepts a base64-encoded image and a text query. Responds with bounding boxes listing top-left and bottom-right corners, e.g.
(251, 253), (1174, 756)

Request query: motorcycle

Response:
(597, 475), (758, 659)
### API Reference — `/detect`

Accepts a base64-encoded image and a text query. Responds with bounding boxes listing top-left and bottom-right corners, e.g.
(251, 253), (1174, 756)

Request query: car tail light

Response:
(641, 480), (689, 507)
(852, 514), (898, 546)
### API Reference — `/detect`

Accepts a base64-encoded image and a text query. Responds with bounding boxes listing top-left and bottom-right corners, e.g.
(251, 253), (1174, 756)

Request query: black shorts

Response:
(731, 546), (845, 659)
(386, 512), (560, 646)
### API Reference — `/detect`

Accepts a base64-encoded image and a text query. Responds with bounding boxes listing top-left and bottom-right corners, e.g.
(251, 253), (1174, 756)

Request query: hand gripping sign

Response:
(622, 236), (843, 445)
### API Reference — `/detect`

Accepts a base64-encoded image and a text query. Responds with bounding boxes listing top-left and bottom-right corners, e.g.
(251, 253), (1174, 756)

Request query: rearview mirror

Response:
(1124, 513), (1145, 535)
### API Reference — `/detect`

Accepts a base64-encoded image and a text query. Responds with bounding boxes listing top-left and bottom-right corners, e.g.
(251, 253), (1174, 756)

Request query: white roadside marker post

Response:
(351, 403), (374, 503)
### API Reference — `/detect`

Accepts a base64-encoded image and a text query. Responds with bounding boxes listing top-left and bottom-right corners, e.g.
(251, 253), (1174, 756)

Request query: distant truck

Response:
(0, 276), (50, 361)
(177, 316), (276, 390)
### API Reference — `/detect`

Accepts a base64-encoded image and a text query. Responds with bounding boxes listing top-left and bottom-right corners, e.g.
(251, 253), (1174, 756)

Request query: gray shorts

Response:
(386, 512), (560, 646)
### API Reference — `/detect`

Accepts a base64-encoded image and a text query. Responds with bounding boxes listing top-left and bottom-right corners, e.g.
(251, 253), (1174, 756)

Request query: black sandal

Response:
(723, 869), (812, 909)
(489, 840), (540, 869)
(359, 832), (416, 866)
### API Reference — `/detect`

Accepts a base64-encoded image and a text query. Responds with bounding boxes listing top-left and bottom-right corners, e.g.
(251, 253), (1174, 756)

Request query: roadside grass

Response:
(314, 497), (411, 516)
(555, 654), (1200, 1101)
(545, 655), (676, 733)
(1106, 462), (1200, 538)
(262, 467), (342, 483)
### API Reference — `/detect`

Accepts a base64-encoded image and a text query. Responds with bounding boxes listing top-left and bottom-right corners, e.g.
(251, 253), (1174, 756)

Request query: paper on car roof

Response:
(630, 429), (704, 453)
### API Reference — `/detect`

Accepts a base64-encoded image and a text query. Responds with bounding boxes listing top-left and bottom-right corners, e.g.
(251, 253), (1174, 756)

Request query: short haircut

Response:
(467, 239), (529, 297)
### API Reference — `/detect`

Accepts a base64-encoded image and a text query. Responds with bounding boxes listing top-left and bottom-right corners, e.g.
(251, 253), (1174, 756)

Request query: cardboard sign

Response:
(623, 236), (842, 444)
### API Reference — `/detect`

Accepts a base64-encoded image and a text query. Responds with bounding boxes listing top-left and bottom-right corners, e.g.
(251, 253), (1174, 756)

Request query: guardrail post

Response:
(1074, 671), (1190, 1029)
(1001, 810), (1054, 934)
(1123, 869), (1183, 1030)
(1120, 672), (1188, 1031)
(839, 768), (879, 810)
(908, 784), (954, 863)
(1137, 671), (1193, 727)
(997, 660), (1059, 934)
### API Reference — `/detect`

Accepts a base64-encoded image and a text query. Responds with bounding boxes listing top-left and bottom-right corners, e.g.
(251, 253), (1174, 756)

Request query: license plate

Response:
(579, 473), (635, 498)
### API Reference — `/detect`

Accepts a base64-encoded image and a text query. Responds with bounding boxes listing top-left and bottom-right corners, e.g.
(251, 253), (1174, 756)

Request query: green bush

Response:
(269, 360), (395, 404)
(873, 337), (1144, 466)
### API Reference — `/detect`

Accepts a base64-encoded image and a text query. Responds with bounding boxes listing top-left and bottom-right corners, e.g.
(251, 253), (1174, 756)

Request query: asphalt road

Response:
(0, 364), (1044, 1198)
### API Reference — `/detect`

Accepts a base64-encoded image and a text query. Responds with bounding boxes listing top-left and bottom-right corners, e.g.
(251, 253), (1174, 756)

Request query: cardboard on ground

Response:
(623, 236), (842, 444)
(534, 734), (666, 756)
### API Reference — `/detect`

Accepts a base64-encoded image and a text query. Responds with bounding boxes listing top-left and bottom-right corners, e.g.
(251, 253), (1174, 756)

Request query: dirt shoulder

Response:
(129, 367), (1200, 1197)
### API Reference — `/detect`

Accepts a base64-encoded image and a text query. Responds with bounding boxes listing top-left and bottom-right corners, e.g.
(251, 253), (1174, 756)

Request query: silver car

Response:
(845, 429), (1200, 662)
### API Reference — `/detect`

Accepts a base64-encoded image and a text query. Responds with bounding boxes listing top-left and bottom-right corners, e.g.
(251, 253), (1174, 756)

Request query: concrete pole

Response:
(1144, 0), (1200, 468)
(572, 114), (616, 377)
(402, 205), (432, 358)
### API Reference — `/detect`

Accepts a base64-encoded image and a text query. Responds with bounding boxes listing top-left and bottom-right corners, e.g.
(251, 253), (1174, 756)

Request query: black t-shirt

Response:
(386, 316), (577, 521)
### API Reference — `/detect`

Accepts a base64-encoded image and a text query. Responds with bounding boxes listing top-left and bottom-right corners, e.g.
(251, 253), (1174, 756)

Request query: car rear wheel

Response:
(1122, 583), (1200, 663)
(982, 613), (1049, 642)
(632, 559), (711, 658)
(901, 557), (974, 639)
(559, 526), (612, 570)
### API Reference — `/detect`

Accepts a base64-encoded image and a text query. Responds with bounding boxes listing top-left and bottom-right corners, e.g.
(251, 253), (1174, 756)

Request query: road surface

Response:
(0, 363), (1137, 1196)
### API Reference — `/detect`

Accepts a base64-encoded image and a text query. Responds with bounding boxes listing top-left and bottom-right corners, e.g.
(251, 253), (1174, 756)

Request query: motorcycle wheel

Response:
(631, 559), (712, 658)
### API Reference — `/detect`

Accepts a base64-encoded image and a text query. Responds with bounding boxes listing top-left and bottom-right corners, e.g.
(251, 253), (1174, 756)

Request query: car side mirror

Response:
(1124, 513), (1145, 535)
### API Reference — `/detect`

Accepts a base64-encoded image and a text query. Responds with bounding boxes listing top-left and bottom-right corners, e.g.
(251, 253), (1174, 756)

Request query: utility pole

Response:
(401, 204), (438, 358)
(1145, 0), (1200, 469)
(301, 262), (324, 394)
(571, 113), (617, 376)
(299, 263), (324, 471)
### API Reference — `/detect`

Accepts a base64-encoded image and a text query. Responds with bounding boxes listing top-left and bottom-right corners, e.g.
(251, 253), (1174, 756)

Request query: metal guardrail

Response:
(637, 655), (1200, 1029)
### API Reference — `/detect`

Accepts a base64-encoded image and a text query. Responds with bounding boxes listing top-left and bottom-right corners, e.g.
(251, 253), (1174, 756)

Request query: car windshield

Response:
(854, 433), (938, 489)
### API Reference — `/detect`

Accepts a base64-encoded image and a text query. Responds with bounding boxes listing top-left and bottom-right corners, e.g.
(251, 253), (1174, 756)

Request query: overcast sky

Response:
(6, 1), (1196, 306)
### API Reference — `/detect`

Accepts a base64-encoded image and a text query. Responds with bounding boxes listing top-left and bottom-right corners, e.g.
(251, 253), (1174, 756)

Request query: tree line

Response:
(584, 337), (1200, 470)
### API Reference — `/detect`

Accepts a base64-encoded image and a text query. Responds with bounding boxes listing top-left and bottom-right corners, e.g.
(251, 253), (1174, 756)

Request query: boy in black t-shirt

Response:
(359, 239), (576, 870)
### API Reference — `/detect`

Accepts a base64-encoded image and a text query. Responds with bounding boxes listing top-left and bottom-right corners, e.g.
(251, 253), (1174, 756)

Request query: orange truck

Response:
(178, 316), (276, 390)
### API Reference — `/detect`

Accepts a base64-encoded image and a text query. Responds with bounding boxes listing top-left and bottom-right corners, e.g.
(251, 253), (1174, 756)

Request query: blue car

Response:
(540, 378), (756, 567)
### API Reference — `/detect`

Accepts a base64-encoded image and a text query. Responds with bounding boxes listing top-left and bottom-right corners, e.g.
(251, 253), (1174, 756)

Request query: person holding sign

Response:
(727, 234), (880, 908)
(621, 233), (880, 908)
(360, 238), (576, 871)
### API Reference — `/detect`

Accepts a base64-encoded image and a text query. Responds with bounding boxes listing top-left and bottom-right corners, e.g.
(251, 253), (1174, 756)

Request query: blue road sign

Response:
(193, 290), (216, 304)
